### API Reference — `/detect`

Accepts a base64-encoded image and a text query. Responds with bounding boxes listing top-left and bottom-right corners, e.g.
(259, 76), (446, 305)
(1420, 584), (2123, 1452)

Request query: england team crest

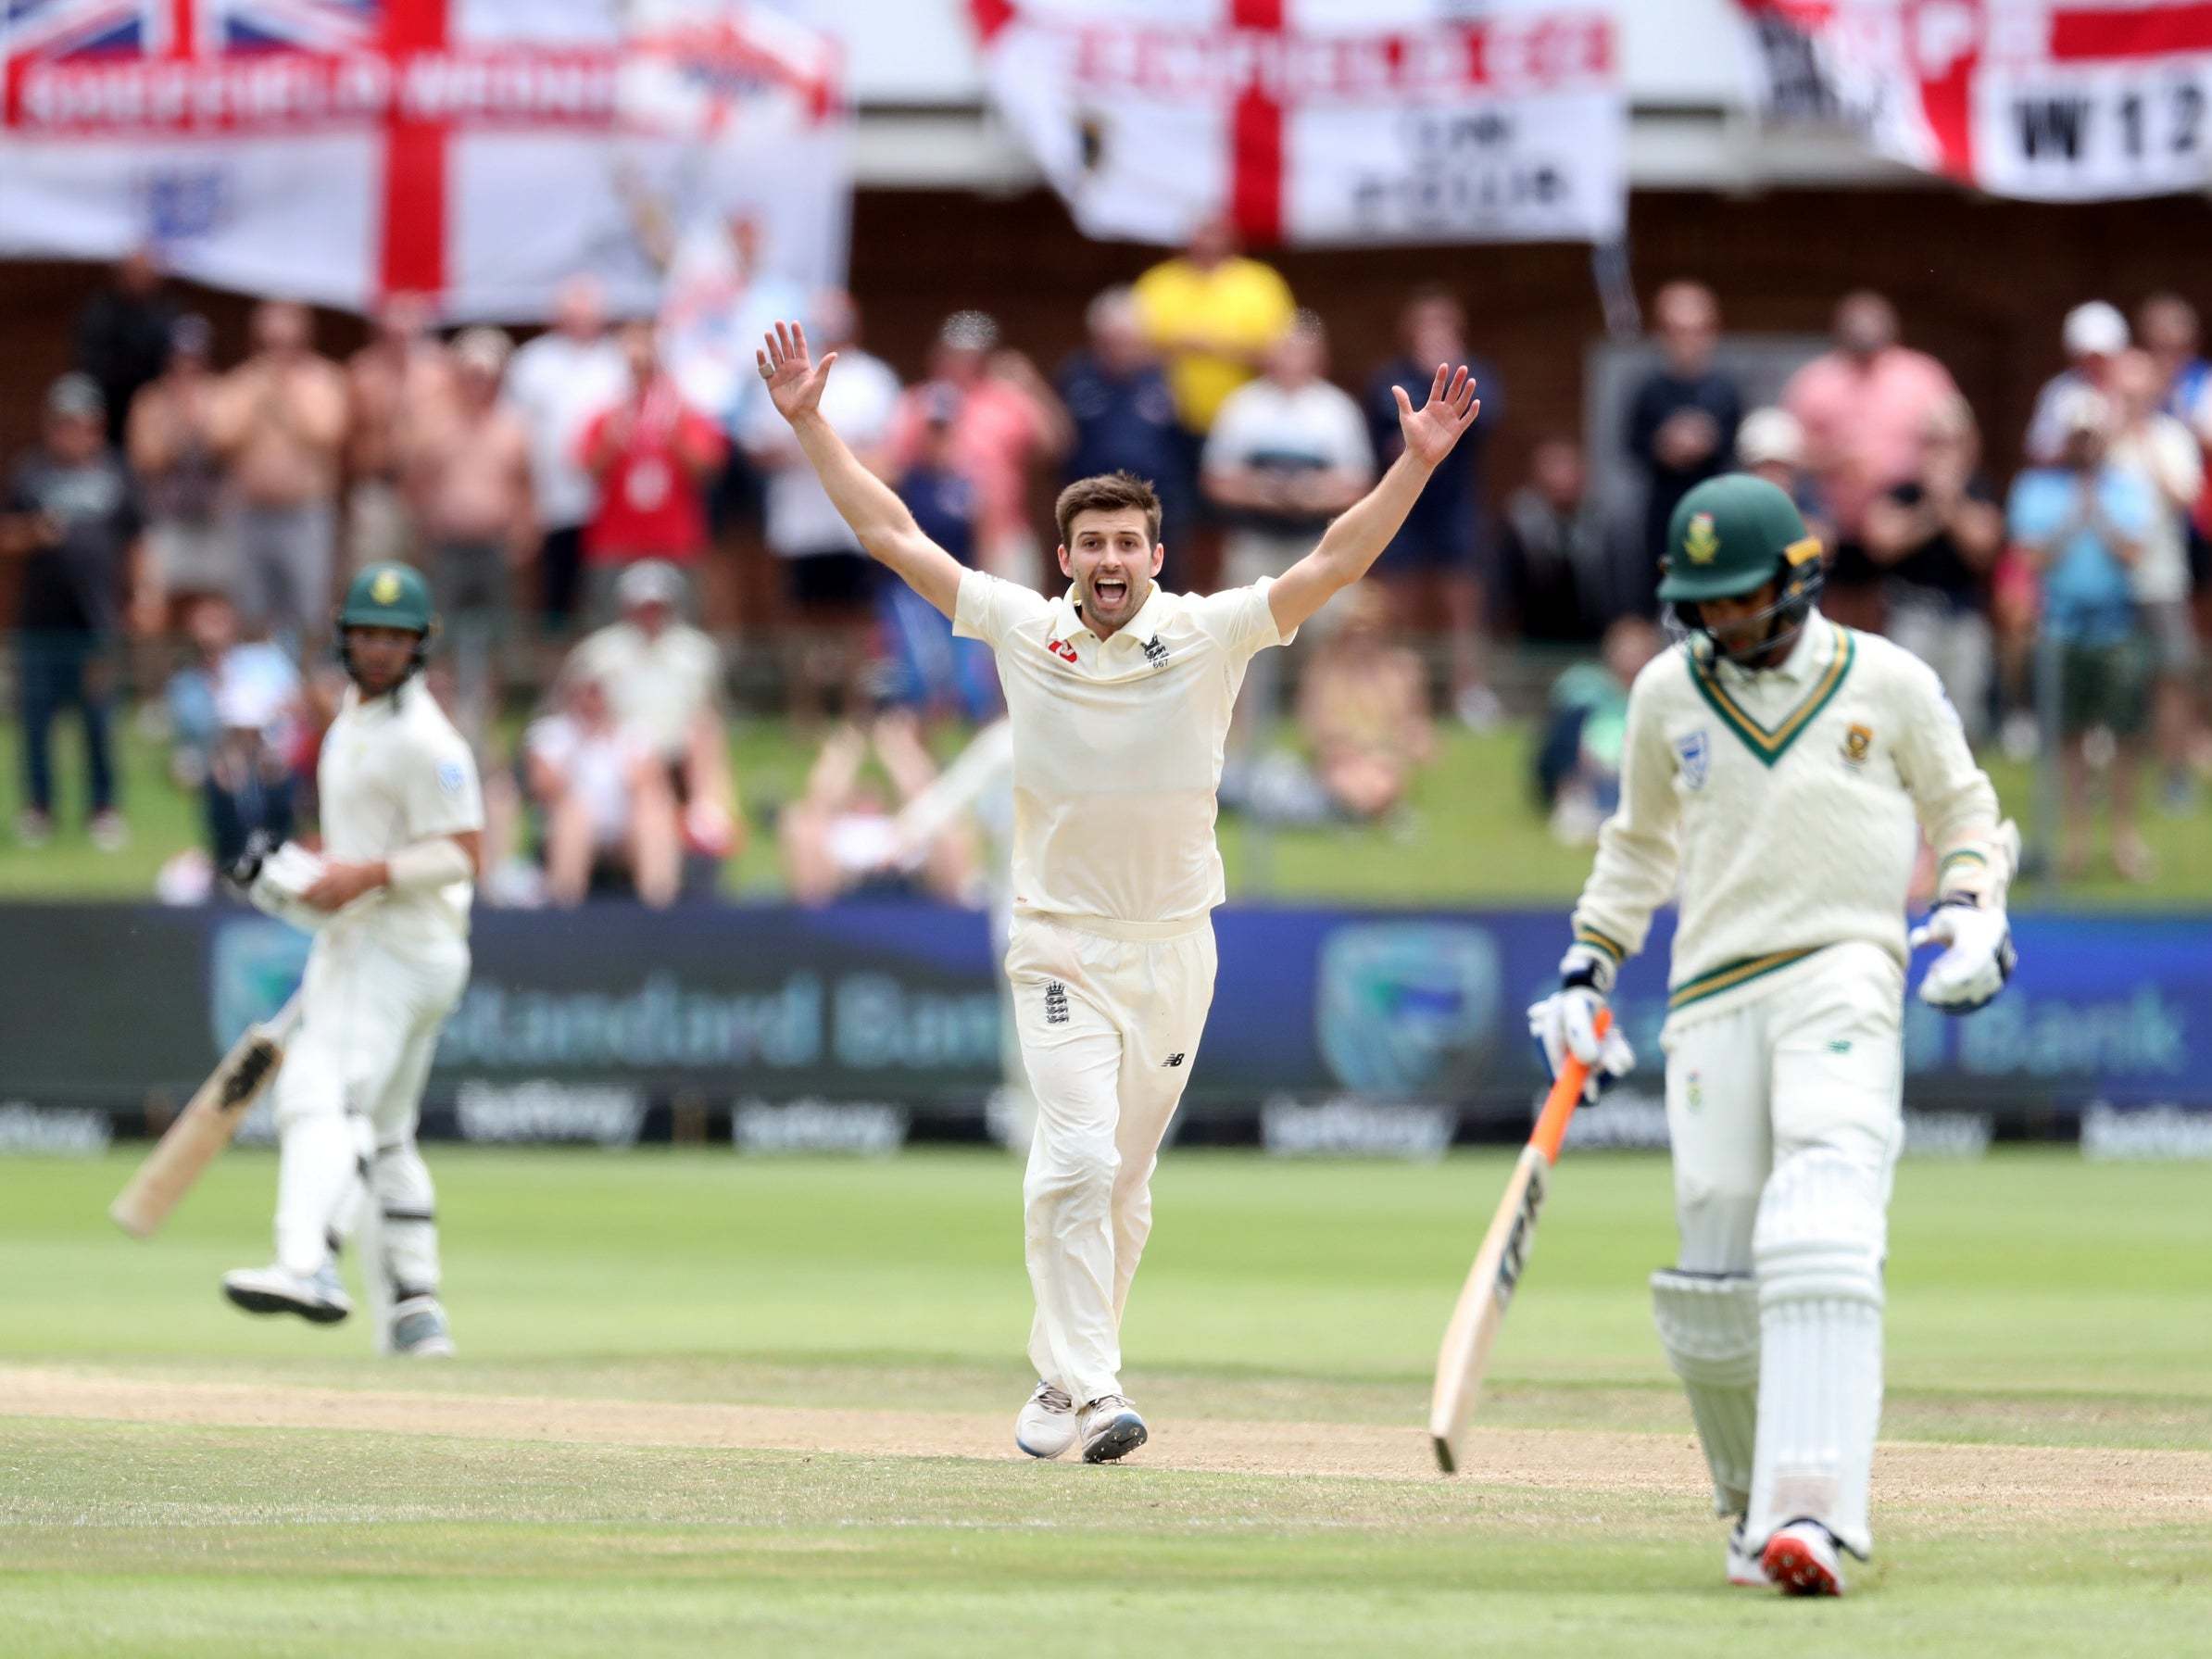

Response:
(1674, 728), (1710, 790)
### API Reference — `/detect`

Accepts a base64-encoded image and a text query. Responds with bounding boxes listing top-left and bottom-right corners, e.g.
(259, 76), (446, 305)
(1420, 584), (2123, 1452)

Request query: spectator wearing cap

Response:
(403, 327), (534, 735)
(567, 559), (742, 873)
(1736, 407), (1837, 568)
(507, 276), (630, 635)
(1862, 395), (2005, 743)
(2106, 348), (2206, 811)
(1623, 281), (1741, 609)
(1057, 286), (1192, 569)
(73, 245), (177, 450)
(2007, 387), (2157, 881)
(884, 385), (998, 723)
(346, 292), (452, 573)
(575, 322), (727, 619)
(207, 300), (350, 644)
(2026, 301), (2130, 464)
(127, 314), (232, 622)
(1364, 286), (1504, 725)
(1132, 214), (1296, 461)
(889, 311), (1070, 586)
(743, 291), (903, 719)
(1, 374), (142, 850)
(1781, 290), (1962, 629)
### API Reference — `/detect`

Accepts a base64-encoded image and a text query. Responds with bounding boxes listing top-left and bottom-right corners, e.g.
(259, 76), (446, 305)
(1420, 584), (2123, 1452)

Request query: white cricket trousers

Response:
(271, 925), (469, 1293)
(1006, 912), (1217, 1407)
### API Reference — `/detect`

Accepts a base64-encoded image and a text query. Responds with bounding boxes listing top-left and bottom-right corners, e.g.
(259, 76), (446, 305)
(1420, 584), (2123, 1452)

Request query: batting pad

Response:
(1651, 1269), (1761, 1515)
(1747, 1148), (1887, 1559)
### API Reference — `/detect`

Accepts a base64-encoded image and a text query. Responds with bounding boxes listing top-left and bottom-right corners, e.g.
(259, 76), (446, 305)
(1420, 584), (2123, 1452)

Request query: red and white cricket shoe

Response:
(1761, 1519), (1846, 1597)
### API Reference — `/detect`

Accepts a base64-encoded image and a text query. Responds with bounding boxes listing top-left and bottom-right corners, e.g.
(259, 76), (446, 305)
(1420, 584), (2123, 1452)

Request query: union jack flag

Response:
(1, 0), (380, 61)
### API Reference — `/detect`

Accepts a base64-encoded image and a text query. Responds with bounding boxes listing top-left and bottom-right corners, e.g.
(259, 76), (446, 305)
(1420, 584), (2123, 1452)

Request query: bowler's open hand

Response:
(758, 320), (836, 424)
(1393, 364), (1481, 469)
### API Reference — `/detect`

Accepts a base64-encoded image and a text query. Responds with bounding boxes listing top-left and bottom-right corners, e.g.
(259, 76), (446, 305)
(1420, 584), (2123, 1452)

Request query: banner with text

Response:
(0, 904), (2206, 1143)
(0, 0), (849, 319)
(1739, 1), (2212, 199)
(970, 0), (1624, 246)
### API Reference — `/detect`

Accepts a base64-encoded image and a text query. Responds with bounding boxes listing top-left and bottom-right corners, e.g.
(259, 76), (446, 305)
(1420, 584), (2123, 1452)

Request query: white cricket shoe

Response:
(1762, 1519), (1846, 1597)
(1014, 1381), (1078, 1459)
(389, 1295), (456, 1358)
(222, 1263), (351, 1325)
(1726, 1521), (1768, 1588)
(1077, 1394), (1148, 1464)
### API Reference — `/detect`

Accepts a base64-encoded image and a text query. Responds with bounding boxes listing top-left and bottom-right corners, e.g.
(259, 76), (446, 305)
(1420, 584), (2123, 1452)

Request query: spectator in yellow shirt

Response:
(1132, 215), (1295, 441)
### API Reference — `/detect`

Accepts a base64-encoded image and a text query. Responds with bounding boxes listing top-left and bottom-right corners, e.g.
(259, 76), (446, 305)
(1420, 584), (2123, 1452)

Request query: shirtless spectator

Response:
(522, 672), (680, 909)
(568, 559), (742, 869)
(780, 713), (976, 906)
(208, 300), (349, 641)
(1295, 585), (1434, 823)
(128, 315), (231, 621)
(506, 276), (628, 635)
(346, 293), (450, 572)
(402, 327), (534, 732)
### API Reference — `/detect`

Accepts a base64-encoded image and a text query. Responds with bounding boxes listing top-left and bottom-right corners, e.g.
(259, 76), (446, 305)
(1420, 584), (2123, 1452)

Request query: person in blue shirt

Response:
(1364, 287), (1502, 725)
(886, 386), (998, 723)
(1056, 288), (1191, 577)
(2007, 388), (2155, 881)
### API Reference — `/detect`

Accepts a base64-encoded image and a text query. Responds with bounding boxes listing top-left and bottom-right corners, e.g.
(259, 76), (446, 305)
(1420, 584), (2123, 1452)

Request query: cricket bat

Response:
(1427, 1009), (1608, 1473)
(108, 994), (303, 1239)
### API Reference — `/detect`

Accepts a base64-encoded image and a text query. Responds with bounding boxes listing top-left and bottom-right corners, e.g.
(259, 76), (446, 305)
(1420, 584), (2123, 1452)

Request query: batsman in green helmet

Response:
(220, 556), (480, 1359)
(334, 561), (436, 697)
(1658, 473), (1826, 671)
(1526, 468), (2023, 1596)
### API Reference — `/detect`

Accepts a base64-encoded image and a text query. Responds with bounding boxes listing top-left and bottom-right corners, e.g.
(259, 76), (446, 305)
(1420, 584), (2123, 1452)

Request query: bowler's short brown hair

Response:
(1054, 471), (1161, 548)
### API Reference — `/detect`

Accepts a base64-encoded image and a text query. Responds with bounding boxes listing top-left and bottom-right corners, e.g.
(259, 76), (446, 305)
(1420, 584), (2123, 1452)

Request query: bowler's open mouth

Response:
(1093, 574), (1128, 607)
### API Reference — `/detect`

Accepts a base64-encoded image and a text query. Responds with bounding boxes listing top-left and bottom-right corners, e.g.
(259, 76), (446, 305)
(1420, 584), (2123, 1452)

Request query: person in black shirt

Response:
(73, 247), (178, 451)
(1057, 288), (1191, 571)
(1861, 395), (2004, 743)
(1623, 281), (1741, 610)
(1364, 287), (1502, 725)
(2, 375), (144, 848)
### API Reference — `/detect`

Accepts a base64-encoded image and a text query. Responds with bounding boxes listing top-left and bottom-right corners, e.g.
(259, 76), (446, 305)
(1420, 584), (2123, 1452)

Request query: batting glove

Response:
(1527, 945), (1636, 1103)
(1910, 898), (2017, 1014)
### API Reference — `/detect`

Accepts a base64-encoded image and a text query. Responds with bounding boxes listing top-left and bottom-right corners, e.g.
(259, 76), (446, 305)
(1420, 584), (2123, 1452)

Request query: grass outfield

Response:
(4, 718), (2208, 907)
(2, 1148), (2208, 1656)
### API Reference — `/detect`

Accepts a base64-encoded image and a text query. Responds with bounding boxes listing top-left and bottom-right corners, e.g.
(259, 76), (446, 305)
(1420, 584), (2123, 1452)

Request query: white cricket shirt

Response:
(1570, 615), (2004, 1023)
(569, 619), (721, 760)
(318, 678), (484, 945)
(954, 572), (1292, 932)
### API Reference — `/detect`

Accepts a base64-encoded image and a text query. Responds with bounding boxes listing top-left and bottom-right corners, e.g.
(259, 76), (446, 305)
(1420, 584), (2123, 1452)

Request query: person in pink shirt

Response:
(890, 311), (1070, 585)
(1781, 291), (1961, 630)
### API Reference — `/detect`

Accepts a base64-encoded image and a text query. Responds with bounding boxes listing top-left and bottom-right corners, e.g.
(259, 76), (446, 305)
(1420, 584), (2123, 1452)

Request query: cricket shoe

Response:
(1014, 1381), (1077, 1459)
(1726, 1522), (1768, 1588)
(1078, 1394), (1148, 1464)
(221, 1263), (351, 1325)
(1761, 1519), (1846, 1597)
(389, 1295), (457, 1358)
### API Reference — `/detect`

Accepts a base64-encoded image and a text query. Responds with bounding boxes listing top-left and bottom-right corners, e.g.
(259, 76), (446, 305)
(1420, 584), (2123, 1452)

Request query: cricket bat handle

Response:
(1528, 1006), (1609, 1164)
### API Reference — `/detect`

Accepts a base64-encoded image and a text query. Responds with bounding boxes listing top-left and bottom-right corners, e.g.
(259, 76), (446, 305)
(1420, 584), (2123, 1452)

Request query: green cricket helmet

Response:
(1658, 473), (1824, 667)
(334, 561), (435, 686)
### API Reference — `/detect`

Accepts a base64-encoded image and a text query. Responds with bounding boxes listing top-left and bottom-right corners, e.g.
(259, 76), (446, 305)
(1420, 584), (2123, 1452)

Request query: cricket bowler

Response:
(220, 562), (482, 1357)
(1528, 474), (2018, 1595)
(760, 320), (1480, 1463)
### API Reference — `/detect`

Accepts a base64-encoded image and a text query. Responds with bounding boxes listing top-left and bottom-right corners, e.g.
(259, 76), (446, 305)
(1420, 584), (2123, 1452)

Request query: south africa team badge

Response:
(1842, 723), (1873, 768)
(1674, 728), (1710, 790)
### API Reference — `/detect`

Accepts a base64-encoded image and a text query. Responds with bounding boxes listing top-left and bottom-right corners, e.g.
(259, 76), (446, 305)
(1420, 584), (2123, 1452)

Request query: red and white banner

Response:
(1739, 1), (2212, 199)
(969, 0), (1624, 246)
(0, 0), (851, 319)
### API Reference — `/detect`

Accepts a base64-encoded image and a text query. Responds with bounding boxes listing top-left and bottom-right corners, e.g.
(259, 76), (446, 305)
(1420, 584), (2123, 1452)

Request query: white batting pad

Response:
(1651, 1269), (1761, 1515)
(1747, 1148), (1887, 1559)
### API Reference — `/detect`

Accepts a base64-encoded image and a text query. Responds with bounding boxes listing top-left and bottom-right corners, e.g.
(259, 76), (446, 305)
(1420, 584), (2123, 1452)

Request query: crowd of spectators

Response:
(6, 234), (2211, 899)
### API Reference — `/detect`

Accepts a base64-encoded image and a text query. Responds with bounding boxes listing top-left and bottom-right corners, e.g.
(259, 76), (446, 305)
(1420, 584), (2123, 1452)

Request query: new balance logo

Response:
(1142, 635), (1170, 669)
(1162, 1053), (1186, 1068)
(1044, 982), (1070, 1026)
